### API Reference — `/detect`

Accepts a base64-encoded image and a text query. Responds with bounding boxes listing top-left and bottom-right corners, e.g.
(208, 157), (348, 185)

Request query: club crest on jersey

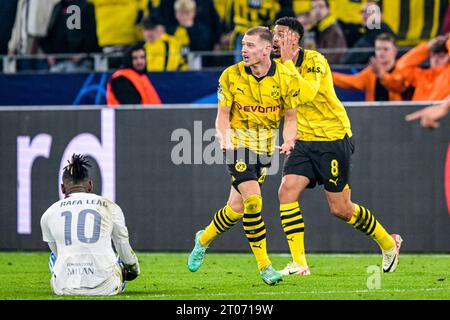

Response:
(235, 159), (247, 173)
(271, 85), (280, 99)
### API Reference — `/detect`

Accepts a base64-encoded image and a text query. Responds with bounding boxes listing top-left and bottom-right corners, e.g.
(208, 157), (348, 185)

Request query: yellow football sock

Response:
(243, 195), (271, 271)
(280, 201), (307, 267)
(348, 204), (395, 251)
(200, 204), (243, 246)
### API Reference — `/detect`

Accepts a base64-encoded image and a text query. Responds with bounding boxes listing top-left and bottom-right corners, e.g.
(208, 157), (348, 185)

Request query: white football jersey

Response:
(40, 192), (138, 295)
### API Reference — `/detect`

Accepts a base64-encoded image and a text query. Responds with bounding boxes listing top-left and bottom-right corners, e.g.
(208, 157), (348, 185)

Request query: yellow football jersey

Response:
(382, 0), (447, 46)
(144, 33), (186, 71)
(292, 0), (367, 24)
(231, 0), (281, 34)
(276, 49), (352, 141)
(218, 60), (300, 155)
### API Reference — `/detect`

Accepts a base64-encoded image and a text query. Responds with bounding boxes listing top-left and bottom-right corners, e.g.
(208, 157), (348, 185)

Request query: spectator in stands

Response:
(167, 0), (211, 68)
(8, 0), (59, 71)
(170, 0), (210, 49)
(309, 0), (347, 64)
(406, 96), (450, 129)
(89, 0), (147, 66)
(343, 0), (395, 65)
(0, 0), (18, 55)
(149, 0), (222, 52)
(106, 43), (161, 106)
(381, 1), (447, 47)
(404, 35), (450, 128)
(40, 0), (100, 73)
(443, 3), (450, 35)
(221, 0), (291, 63)
(296, 12), (315, 50)
(142, 17), (185, 71)
(392, 35), (450, 101)
(327, 0), (366, 49)
(332, 33), (405, 102)
(8, 0), (59, 55)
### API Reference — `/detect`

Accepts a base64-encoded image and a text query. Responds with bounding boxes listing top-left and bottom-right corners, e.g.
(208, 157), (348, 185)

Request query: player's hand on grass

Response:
(123, 263), (140, 281)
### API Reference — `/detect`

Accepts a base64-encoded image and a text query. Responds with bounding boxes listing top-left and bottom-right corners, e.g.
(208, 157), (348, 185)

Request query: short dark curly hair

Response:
(274, 17), (305, 45)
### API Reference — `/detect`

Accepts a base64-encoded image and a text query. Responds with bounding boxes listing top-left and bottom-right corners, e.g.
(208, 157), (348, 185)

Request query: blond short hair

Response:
(174, 0), (196, 12)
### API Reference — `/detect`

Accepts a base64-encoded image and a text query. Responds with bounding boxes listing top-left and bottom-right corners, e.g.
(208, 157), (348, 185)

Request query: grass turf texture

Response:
(0, 252), (448, 300)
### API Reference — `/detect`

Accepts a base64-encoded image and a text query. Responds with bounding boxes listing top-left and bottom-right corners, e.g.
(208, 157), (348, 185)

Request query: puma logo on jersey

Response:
(287, 236), (294, 242)
(329, 178), (338, 186)
(252, 244), (262, 249)
(236, 87), (245, 94)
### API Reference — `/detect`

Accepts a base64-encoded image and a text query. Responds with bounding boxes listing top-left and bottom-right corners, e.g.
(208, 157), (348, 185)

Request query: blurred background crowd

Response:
(0, 0), (449, 103)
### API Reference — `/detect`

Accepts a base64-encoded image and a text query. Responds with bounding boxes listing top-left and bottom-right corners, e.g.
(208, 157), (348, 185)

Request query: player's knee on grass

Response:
(243, 194), (262, 214)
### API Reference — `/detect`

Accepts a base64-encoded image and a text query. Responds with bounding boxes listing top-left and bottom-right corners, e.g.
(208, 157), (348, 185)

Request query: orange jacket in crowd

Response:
(106, 69), (161, 106)
(385, 40), (450, 101)
(332, 67), (405, 101)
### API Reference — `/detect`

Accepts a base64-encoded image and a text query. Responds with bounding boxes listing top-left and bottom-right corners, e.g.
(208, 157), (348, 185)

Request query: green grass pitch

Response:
(0, 252), (449, 300)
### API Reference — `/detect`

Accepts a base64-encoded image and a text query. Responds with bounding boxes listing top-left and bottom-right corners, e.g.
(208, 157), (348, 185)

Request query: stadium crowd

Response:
(0, 0), (449, 103)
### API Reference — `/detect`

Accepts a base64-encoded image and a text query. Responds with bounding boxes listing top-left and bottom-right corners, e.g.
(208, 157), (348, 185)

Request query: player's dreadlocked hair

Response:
(63, 154), (91, 183)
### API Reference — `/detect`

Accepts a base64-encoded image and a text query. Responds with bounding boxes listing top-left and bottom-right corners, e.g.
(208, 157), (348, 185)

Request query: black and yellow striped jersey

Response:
(382, 0), (448, 46)
(276, 49), (352, 141)
(294, 0), (447, 45)
(227, 0), (282, 34)
(293, 0), (368, 24)
(218, 60), (300, 155)
(214, 0), (228, 21)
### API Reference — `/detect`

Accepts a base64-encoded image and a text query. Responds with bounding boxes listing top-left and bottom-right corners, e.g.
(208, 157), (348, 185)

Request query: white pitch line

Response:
(141, 287), (450, 299)
(140, 253), (450, 257)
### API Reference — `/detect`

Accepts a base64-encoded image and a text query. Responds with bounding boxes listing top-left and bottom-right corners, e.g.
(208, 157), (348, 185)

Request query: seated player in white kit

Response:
(40, 154), (140, 295)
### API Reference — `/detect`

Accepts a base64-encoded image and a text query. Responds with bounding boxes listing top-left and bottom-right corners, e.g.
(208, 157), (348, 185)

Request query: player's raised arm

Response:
(278, 30), (322, 103)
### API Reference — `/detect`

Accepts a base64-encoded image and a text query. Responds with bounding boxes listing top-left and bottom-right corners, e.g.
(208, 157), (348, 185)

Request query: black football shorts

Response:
(282, 135), (355, 192)
(225, 148), (271, 192)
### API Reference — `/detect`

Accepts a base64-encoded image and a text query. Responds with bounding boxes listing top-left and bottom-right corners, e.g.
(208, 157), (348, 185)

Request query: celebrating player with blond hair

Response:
(188, 26), (300, 285)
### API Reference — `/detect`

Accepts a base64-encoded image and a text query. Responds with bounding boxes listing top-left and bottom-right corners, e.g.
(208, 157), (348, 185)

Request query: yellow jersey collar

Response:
(295, 48), (305, 67)
(244, 59), (276, 81)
